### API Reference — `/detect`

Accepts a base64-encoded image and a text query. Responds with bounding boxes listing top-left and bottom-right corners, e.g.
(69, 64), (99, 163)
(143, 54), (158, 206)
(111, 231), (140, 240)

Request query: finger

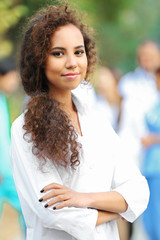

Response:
(39, 189), (65, 202)
(48, 195), (67, 207)
(53, 200), (72, 210)
(44, 194), (69, 208)
(40, 183), (65, 193)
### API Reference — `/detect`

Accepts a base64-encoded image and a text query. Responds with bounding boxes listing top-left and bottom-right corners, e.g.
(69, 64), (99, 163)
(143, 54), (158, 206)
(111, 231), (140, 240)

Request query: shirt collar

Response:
(71, 93), (86, 116)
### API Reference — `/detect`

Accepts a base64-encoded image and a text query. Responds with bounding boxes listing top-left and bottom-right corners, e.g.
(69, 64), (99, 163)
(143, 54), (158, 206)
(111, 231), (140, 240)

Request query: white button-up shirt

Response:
(10, 94), (149, 240)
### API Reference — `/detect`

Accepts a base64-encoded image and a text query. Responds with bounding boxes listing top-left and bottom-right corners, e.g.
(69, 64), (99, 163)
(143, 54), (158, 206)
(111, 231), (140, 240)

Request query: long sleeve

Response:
(10, 116), (98, 240)
(111, 136), (150, 222)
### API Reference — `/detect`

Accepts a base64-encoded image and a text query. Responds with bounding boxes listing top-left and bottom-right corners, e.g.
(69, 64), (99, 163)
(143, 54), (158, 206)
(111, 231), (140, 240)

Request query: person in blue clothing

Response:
(0, 58), (24, 229)
(141, 67), (160, 240)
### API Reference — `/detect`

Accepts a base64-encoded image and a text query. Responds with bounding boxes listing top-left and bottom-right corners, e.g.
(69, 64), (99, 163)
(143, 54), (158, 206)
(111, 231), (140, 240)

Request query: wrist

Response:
(96, 210), (120, 226)
(81, 193), (93, 208)
(85, 193), (95, 208)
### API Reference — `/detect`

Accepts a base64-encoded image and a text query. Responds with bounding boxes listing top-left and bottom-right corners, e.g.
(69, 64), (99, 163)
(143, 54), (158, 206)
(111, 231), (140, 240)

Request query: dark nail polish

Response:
(39, 198), (43, 202)
(53, 207), (56, 210)
(40, 189), (44, 193)
(44, 204), (48, 208)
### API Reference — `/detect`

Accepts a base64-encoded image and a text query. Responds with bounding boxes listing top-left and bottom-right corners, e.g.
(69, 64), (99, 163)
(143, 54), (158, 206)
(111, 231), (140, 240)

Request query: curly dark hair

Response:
(21, 1), (97, 169)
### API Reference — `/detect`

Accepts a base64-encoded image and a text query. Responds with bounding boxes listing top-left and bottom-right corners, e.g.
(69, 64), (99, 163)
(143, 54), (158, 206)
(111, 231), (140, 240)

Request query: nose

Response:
(65, 54), (77, 69)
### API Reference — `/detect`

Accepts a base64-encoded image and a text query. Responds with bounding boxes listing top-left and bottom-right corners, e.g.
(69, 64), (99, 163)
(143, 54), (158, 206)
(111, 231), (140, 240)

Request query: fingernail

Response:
(40, 189), (44, 193)
(39, 198), (43, 202)
(44, 204), (48, 208)
(53, 207), (56, 210)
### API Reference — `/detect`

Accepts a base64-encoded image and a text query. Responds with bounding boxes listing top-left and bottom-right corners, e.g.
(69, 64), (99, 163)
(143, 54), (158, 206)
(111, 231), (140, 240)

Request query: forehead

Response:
(50, 24), (84, 46)
(138, 44), (159, 56)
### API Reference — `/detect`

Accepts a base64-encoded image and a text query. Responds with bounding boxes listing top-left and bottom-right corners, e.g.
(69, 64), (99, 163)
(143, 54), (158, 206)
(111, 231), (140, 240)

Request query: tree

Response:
(0, 0), (28, 59)
(4, 0), (160, 72)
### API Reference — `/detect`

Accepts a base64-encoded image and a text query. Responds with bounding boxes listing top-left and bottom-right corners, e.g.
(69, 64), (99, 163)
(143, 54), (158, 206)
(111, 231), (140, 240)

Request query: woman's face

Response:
(45, 24), (88, 97)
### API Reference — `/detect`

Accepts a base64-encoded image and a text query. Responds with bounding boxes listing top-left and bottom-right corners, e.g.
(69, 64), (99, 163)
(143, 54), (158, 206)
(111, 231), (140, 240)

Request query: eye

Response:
(51, 52), (63, 57)
(75, 50), (85, 56)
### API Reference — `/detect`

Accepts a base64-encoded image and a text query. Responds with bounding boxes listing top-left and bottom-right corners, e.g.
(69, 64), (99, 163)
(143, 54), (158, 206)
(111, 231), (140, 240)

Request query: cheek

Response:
(80, 56), (88, 74)
(46, 59), (62, 75)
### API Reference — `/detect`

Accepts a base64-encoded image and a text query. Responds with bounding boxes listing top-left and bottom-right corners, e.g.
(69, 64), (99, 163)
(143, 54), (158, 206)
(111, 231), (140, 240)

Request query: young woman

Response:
(10, 2), (149, 240)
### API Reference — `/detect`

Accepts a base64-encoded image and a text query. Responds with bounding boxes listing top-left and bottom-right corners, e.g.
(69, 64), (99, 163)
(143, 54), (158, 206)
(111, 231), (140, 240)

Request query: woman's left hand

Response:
(39, 183), (90, 210)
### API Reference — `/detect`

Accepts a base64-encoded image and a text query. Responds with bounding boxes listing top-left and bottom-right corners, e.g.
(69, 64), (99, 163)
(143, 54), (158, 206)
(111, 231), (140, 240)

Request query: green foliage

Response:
(4, 0), (160, 120)
(92, 0), (129, 22)
(0, 0), (28, 59)
(69, 0), (160, 72)
(7, 88), (24, 123)
(2, 0), (160, 71)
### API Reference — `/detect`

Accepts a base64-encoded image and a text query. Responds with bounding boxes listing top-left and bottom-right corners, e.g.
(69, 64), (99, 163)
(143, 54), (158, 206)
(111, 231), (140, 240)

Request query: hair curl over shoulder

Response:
(21, 2), (97, 169)
(24, 94), (81, 168)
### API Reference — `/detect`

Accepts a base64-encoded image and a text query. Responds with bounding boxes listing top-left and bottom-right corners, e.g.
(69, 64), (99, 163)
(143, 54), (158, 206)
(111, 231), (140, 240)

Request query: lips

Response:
(62, 73), (79, 79)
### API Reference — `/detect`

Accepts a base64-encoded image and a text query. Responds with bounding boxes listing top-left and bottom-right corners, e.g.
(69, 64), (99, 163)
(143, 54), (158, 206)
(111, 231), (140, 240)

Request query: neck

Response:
(49, 89), (74, 112)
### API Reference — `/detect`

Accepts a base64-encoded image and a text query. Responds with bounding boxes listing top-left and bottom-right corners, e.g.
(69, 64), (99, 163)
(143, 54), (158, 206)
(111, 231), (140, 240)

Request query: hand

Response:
(141, 134), (160, 147)
(39, 183), (90, 210)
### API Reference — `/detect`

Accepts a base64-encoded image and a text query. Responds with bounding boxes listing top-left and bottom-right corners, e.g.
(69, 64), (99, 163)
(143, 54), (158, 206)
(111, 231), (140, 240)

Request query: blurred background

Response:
(1, 0), (160, 120)
(1, 0), (160, 239)
(1, 0), (160, 121)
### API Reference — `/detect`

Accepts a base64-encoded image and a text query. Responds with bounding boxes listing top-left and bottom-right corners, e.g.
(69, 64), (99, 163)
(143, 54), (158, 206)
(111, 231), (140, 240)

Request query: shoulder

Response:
(11, 112), (25, 137)
(119, 72), (135, 86)
(118, 68), (141, 97)
(72, 83), (97, 109)
(119, 67), (143, 84)
(12, 112), (25, 128)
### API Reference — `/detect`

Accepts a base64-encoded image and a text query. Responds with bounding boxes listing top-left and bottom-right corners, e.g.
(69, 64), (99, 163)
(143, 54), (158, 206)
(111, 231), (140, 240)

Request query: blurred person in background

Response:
(117, 41), (160, 239)
(96, 66), (123, 132)
(96, 66), (131, 240)
(141, 67), (160, 240)
(0, 58), (25, 237)
(118, 40), (160, 168)
(118, 40), (160, 103)
(0, 59), (19, 96)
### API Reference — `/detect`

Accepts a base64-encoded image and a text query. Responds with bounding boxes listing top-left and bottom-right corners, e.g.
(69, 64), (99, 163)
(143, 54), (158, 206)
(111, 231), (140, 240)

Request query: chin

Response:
(71, 85), (80, 90)
(70, 81), (82, 90)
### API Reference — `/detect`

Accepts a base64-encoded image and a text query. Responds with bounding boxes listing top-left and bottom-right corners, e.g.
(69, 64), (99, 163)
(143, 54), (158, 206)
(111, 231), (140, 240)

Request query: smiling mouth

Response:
(62, 73), (79, 79)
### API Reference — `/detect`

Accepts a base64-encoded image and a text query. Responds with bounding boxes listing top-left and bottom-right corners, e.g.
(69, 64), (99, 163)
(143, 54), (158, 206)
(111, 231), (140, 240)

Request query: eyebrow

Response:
(51, 45), (85, 51)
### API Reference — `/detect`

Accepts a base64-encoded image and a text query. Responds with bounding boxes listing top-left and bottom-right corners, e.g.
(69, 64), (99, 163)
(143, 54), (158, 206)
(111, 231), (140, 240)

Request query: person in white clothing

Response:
(118, 41), (160, 168)
(118, 41), (160, 239)
(10, 2), (149, 240)
(118, 40), (160, 102)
